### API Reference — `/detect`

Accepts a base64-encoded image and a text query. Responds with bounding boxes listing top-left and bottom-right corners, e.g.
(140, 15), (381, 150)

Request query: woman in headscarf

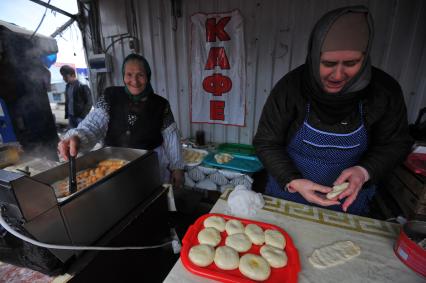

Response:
(253, 6), (413, 215)
(58, 54), (184, 188)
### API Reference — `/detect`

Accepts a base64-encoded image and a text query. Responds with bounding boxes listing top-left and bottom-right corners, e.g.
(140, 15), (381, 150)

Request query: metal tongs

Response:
(68, 154), (77, 194)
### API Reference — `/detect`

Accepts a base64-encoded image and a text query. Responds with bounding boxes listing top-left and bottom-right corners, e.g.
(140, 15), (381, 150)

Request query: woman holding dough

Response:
(253, 6), (413, 215)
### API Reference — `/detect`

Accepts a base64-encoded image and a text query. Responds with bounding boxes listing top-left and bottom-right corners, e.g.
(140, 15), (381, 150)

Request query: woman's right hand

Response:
(57, 135), (80, 161)
(287, 179), (341, 207)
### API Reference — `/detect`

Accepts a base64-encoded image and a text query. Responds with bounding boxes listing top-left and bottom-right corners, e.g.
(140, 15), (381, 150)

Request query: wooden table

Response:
(164, 189), (424, 283)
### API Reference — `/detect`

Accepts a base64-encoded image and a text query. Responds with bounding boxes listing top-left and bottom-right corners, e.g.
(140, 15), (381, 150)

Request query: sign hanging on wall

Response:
(190, 10), (246, 126)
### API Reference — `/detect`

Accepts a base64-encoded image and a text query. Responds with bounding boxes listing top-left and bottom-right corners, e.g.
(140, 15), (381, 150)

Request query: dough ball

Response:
(204, 215), (226, 232)
(245, 224), (265, 245)
(214, 246), (239, 270)
(260, 245), (288, 268)
(265, 229), (286, 250)
(225, 219), (245, 235)
(225, 233), (252, 252)
(198, 227), (221, 247)
(188, 244), (215, 267)
(239, 253), (271, 281)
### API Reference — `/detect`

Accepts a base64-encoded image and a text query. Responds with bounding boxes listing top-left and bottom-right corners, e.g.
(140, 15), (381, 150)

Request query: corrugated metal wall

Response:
(88, 0), (426, 144)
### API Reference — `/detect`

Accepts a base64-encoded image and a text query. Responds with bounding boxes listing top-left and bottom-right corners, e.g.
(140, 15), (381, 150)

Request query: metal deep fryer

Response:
(0, 147), (164, 275)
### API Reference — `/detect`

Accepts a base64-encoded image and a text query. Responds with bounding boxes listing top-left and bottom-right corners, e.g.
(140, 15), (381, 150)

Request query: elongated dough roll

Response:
(308, 240), (361, 269)
(326, 182), (349, 199)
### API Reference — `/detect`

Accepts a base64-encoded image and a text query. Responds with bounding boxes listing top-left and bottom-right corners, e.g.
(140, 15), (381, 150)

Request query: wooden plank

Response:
(386, 173), (424, 218)
(393, 166), (426, 203)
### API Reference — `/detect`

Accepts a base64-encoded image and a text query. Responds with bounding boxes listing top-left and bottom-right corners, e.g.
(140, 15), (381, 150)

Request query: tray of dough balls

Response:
(181, 213), (301, 282)
(203, 153), (263, 173)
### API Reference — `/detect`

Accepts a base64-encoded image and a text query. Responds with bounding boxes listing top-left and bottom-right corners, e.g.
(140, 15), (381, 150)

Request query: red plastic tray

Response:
(181, 213), (301, 283)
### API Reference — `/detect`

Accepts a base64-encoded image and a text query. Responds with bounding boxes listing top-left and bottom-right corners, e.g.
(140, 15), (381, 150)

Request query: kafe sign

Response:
(190, 10), (246, 126)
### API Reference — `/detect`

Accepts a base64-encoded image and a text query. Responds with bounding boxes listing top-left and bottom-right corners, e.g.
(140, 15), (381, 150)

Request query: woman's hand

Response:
(287, 179), (340, 207)
(171, 169), (184, 189)
(57, 135), (80, 161)
(333, 166), (368, 212)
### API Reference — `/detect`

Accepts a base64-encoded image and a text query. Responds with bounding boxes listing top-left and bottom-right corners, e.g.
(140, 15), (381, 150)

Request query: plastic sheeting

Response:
(0, 20), (58, 55)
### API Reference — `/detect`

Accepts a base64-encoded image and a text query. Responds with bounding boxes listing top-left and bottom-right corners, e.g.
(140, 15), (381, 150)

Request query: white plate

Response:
(183, 148), (208, 166)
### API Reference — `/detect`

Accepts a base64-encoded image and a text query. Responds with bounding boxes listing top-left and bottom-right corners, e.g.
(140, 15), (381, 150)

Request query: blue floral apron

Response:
(265, 103), (375, 215)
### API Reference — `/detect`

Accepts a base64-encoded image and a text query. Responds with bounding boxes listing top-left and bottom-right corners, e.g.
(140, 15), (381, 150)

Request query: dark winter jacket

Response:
(64, 80), (92, 119)
(253, 64), (413, 188)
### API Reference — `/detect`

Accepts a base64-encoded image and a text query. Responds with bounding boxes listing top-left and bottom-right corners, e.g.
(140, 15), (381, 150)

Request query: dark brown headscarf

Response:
(304, 5), (374, 124)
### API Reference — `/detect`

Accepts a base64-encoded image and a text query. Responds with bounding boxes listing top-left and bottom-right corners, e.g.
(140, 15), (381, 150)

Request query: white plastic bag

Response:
(227, 185), (265, 217)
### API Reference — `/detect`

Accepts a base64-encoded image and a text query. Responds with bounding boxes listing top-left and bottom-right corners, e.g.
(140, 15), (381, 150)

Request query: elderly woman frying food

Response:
(58, 54), (184, 189)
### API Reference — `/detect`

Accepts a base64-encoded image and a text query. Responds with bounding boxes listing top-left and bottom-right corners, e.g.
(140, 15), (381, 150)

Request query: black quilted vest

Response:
(104, 87), (165, 150)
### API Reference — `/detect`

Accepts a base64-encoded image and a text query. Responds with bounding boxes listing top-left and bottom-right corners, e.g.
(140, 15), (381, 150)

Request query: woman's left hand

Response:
(171, 169), (184, 189)
(333, 166), (368, 212)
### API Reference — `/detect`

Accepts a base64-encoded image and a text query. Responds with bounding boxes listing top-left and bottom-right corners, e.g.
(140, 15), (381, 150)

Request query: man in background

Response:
(60, 65), (92, 128)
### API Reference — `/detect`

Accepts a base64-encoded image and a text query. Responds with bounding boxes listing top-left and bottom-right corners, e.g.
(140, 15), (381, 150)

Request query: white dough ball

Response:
(260, 245), (288, 268)
(239, 253), (271, 281)
(265, 229), (286, 250)
(214, 246), (239, 270)
(198, 227), (221, 247)
(225, 233), (252, 252)
(245, 224), (265, 245)
(225, 219), (245, 235)
(203, 216), (226, 232)
(188, 244), (215, 267)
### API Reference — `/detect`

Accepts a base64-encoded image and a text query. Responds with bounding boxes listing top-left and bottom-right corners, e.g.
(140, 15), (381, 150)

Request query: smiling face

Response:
(123, 60), (148, 95)
(319, 50), (364, 93)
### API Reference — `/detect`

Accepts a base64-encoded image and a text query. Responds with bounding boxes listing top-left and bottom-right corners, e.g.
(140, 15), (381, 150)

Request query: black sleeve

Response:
(161, 101), (176, 131)
(358, 77), (414, 184)
(253, 78), (303, 188)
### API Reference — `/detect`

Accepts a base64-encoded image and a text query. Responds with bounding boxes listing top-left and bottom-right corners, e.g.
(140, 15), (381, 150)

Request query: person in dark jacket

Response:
(60, 65), (92, 128)
(57, 54), (184, 189)
(253, 6), (413, 215)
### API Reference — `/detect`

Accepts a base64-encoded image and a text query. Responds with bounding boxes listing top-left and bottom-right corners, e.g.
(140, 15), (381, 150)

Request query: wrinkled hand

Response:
(287, 179), (340, 207)
(57, 135), (80, 161)
(333, 166), (368, 212)
(171, 169), (184, 189)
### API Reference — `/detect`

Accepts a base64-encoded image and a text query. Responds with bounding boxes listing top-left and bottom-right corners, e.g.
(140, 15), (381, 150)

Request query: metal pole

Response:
(28, 0), (77, 19)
